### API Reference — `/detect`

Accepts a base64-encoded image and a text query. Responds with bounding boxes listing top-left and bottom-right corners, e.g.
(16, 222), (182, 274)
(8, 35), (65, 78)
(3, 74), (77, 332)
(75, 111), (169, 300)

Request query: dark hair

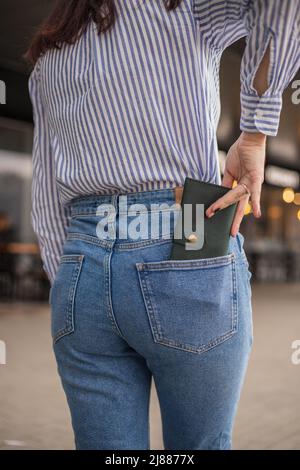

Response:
(24, 0), (183, 66)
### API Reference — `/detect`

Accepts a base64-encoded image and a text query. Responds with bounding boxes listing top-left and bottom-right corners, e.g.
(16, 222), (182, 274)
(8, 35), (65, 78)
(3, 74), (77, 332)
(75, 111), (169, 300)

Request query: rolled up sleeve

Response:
(240, 0), (300, 136)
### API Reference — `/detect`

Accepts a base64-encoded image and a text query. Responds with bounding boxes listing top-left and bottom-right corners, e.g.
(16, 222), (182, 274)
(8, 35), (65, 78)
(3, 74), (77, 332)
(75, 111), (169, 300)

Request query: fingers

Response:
(231, 195), (249, 237)
(206, 183), (247, 218)
(249, 182), (262, 218)
(222, 169), (235, 189)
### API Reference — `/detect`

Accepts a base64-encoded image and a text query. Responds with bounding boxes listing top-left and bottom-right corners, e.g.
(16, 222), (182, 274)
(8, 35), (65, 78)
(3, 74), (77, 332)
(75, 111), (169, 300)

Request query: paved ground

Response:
(0, 283), (300, 450)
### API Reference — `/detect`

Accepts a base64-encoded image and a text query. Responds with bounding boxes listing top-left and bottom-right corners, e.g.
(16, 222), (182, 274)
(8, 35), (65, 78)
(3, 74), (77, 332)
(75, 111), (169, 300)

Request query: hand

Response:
(206, 131), (267, 237)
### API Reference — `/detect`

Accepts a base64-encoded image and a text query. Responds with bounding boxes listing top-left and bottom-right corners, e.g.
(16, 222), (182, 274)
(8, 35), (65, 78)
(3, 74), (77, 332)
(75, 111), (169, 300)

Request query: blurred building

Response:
(0, 1), (300, 300)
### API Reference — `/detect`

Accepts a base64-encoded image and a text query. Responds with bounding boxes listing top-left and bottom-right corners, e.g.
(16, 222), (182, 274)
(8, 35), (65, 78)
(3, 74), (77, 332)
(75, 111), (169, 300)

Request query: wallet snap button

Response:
(187, 233), (198, 242)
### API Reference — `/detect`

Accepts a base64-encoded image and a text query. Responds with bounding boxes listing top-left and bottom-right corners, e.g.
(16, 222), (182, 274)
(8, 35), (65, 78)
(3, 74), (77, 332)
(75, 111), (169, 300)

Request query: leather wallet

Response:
(170, 177), (237, 260)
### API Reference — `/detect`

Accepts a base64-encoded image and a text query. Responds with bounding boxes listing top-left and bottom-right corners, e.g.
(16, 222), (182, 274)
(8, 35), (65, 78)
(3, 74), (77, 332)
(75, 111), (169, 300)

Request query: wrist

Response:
(240, 131), (267, 146)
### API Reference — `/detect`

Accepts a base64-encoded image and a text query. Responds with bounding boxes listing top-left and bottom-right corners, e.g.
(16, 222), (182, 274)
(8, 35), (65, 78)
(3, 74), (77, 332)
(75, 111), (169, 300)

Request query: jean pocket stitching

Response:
(117, 237), (172, 251)
(153, 329), (237, 354)
(136, 252), (235, 272)
(52, 254), (84, 344)
(136, 255), (238, 355)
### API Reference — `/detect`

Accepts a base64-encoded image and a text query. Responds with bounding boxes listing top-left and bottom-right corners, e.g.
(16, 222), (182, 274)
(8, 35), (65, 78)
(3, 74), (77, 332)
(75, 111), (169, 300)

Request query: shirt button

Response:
(255, 110), (264, 119)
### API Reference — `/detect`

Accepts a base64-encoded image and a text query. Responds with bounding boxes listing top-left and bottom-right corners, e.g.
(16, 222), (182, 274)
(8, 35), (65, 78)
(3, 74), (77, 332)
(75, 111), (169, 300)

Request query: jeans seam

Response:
(137, 269), (163, 340)
(116, 238), (172, 250)
(104, 251), (126, 340)
(66, 231), (173, 251)
(70, 207), (177, 218)
(231, 257), (238, 333)
(66, 232), (112, 249)
(136, 253), (235, 271)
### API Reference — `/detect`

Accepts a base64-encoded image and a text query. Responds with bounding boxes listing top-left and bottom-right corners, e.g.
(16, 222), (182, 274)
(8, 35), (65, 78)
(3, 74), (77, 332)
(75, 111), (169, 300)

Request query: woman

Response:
(26, 0), (300, 450)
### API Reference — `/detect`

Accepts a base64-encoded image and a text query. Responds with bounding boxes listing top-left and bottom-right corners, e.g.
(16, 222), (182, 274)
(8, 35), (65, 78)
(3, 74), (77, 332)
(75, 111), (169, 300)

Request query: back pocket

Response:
(49, 254), (84, 344)
(136, 253), (238, 354)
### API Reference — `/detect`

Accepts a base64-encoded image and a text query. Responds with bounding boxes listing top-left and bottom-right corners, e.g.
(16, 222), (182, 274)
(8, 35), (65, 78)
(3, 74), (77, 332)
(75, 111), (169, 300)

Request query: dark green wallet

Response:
(170, 177), (237, 260)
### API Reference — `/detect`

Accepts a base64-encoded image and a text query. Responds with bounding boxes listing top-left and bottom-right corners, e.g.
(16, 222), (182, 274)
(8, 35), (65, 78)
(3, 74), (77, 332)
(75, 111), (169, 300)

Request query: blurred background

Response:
(0, 0), (300, 450)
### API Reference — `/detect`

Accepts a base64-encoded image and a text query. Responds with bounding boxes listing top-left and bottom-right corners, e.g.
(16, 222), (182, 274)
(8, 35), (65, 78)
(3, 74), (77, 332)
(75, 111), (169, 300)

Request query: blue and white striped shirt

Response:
(28, 0), (300, 283)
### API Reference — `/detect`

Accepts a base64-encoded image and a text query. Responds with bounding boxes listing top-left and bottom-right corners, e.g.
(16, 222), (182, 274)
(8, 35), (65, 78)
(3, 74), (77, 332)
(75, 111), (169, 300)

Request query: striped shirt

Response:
(28, 0), (300, 283)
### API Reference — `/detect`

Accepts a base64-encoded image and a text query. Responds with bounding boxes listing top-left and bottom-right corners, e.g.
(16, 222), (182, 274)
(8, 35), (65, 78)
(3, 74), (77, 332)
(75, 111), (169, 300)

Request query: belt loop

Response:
(112, 194), (119, 213)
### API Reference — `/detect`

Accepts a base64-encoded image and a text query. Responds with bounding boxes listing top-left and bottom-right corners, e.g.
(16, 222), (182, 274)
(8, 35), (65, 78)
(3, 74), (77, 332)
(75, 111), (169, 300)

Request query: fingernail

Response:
(207, 212), (214, 218)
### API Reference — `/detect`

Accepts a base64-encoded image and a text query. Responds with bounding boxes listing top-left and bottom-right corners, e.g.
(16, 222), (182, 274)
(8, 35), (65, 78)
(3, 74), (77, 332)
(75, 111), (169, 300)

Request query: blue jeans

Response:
(49, 188), (253, 450)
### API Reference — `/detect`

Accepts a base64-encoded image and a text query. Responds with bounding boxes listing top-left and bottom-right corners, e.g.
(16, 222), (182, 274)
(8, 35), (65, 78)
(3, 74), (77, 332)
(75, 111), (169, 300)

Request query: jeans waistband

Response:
(66, 188), (182, 217)
(65, 188), (246, 259)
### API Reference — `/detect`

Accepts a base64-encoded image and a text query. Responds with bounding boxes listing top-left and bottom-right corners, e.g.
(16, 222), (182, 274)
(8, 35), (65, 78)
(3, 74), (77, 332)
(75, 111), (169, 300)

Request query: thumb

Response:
(222, 169), (235, 189)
